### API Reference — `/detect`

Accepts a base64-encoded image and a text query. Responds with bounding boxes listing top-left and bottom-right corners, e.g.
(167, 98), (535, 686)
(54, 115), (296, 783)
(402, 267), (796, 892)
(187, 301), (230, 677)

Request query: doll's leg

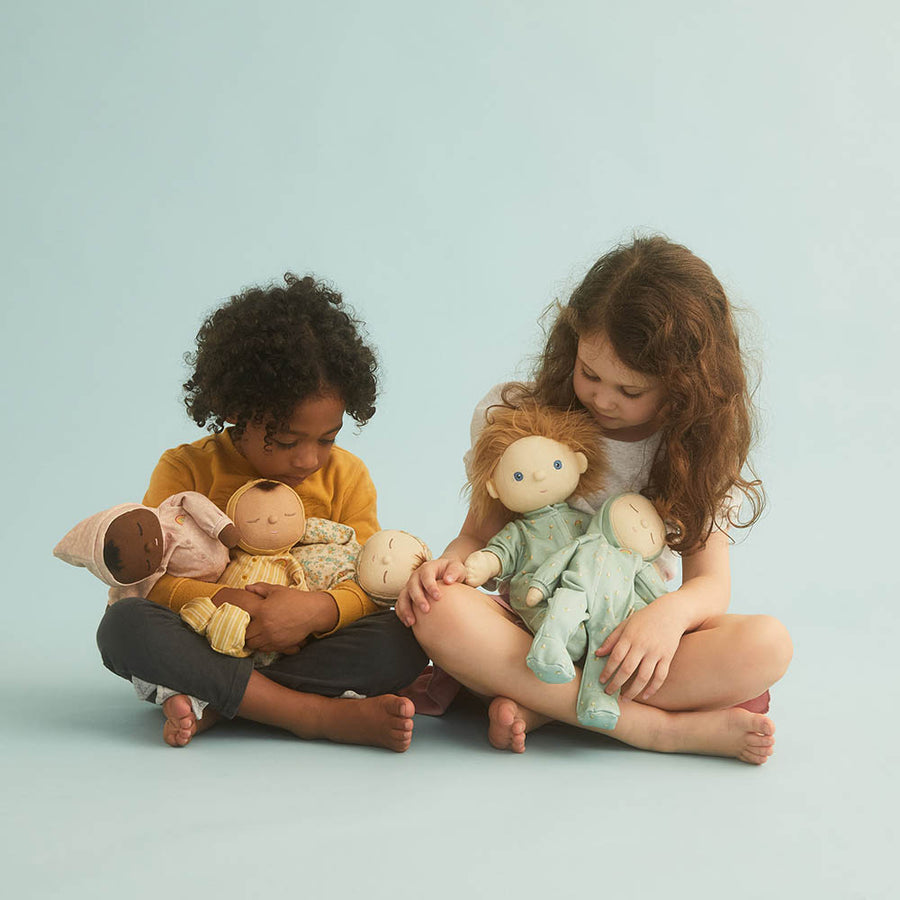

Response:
(576, 624), (620, 728)
(525, 588), (588, 683)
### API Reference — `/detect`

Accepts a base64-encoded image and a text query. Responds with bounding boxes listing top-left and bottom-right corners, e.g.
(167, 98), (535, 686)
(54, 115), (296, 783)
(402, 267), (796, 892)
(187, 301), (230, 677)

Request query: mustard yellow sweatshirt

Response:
(143, 430), (381, 634)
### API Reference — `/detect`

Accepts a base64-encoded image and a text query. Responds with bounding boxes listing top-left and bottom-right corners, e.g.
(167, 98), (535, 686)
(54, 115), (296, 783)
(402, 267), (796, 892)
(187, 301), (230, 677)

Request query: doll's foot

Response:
(655, 707), (776, 765)
(487, 697), (527, 753)
(308, 694), (415, 752)
(162, 694), (220, 747)
(526, 637), (576, 684)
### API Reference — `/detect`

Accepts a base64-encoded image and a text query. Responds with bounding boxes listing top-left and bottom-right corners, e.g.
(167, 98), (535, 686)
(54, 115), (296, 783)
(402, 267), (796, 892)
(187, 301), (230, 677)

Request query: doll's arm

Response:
(524, 537), (586, 607)
(301, 517), (356, 545)
(284, 556), (310, 590)
(463, 550), (502, 588)
(172, 492), (235, 544)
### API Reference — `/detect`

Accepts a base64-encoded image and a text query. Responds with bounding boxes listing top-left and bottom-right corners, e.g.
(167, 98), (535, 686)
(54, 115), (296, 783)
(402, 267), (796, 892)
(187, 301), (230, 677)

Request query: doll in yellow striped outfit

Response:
(180, 478), (311, 661)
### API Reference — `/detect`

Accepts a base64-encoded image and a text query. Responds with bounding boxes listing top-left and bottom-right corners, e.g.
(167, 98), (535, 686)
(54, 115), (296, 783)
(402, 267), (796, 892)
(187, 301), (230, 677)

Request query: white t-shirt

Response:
(463, 384), (681, 583)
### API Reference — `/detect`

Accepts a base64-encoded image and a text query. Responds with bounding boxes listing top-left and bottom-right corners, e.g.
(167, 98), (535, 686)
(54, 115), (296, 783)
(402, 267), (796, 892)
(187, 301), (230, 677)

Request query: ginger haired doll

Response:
(462, 402), (607, 632)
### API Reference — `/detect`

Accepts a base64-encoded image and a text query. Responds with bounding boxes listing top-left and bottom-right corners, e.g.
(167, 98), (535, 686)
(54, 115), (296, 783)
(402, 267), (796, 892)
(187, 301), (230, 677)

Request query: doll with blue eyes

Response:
(462, 403), (607, 634)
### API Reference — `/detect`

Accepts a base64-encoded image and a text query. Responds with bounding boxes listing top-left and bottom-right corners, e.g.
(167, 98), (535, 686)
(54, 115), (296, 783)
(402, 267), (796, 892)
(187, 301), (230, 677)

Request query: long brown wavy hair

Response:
(508, 236), (764, 553)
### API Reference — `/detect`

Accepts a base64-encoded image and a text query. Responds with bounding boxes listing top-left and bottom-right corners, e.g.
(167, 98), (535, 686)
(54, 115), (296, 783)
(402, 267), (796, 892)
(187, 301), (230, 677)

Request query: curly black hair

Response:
(183, 273), (378, 438)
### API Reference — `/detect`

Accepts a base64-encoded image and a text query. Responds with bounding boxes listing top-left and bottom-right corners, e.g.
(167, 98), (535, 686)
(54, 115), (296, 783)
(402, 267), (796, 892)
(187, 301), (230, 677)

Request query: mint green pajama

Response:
(524, 503), (667, 729)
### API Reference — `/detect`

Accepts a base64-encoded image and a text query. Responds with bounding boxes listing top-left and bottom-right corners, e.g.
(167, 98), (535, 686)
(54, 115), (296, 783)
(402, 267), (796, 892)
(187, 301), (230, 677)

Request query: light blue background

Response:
(3, 2), (897, 898)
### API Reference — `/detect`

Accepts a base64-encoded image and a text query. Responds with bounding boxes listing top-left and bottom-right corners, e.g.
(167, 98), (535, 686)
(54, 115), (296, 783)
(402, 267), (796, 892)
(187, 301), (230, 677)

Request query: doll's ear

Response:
(486, 480), (498, 500)
(575, 451), (588, 475)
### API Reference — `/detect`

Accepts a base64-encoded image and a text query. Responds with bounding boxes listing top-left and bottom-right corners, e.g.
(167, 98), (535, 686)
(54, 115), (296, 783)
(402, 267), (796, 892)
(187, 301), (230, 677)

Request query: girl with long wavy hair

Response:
(397, 236), (792, 764)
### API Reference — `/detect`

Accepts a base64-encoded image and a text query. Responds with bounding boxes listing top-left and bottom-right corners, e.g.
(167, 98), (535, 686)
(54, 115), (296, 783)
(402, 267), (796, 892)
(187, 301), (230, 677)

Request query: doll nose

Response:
(267, 514), (278, 524)
(380, 554), (392, 565)
(534, 469), (547, 482)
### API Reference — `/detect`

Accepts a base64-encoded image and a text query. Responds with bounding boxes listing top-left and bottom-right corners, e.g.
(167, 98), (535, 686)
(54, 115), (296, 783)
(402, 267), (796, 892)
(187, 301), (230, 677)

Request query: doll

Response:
(462, 402), (607, 635)
(179, 478), (311, 660)
(291, 517), (361, 593)
(462, 403), (671, 730)
(356, 529), (432, 605)
(523, 492), (668, 729)
(53, 492), (238, 604)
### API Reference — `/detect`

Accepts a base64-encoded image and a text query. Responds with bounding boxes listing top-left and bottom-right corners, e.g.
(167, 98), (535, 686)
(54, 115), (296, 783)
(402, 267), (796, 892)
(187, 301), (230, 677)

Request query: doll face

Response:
(104, 508), (164, 584)
(233, 394), (345, 488)
(232, 482), (306, 552)
(572, 333), (665, 441)
(487, 435), (587, 514)
(604, 493), (666, 560)
(357, 530), (431, 600)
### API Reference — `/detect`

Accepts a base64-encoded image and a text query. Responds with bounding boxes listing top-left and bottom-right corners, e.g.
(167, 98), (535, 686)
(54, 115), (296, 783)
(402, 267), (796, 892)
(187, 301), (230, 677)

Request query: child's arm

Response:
(595, 528), (731, 702)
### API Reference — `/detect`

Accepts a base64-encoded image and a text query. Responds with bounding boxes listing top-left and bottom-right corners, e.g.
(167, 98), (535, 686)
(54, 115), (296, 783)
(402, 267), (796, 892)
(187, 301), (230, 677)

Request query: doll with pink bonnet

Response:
(54, 492), (238, 604)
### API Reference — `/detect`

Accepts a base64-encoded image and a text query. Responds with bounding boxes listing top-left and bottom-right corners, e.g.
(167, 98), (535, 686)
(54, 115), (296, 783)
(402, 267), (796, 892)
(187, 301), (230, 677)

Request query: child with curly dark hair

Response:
(97, 273), (427, 751)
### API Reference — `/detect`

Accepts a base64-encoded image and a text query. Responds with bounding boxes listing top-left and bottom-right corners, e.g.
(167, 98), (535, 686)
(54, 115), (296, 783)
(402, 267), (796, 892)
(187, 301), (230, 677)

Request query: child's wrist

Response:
(314, 591), (340, 632)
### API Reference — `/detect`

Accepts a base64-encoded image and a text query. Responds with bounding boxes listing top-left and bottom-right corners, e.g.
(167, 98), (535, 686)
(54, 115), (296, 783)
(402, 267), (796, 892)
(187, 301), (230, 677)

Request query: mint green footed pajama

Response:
(524, 511), (667, 729)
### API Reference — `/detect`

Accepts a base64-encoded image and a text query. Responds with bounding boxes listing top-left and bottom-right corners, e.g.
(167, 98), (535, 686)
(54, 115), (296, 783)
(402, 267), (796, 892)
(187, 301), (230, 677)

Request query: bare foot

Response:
(304, 694), (415, 752)
(488, 697), (527, 753)
(161, 695), (220, 748)
(656, 707), (776, 765)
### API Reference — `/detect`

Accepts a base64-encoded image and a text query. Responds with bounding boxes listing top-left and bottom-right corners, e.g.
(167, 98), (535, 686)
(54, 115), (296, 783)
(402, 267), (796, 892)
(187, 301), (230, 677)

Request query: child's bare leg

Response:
(623, 614), (793, 711)
(236, 670), (414, 752)
(161, 672), (415, 752)
(414, 584), (776, 763)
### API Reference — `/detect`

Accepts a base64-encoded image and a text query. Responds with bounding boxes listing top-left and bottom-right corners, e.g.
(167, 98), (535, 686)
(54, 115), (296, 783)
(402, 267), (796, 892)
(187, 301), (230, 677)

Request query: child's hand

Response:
(595, 596), (689, 701)
(396, 557), (467, 627)
(243, 584), (339, 651)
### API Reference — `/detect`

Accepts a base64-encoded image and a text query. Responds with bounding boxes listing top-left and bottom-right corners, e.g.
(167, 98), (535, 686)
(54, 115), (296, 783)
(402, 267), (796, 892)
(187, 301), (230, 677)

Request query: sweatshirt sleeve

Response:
(316, 454), (381, 635)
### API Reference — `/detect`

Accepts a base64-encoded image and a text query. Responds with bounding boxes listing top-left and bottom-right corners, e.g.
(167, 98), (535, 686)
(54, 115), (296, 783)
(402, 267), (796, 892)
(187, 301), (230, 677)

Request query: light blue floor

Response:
(3, 614), (895, 899)
(5, 3), (897, 898)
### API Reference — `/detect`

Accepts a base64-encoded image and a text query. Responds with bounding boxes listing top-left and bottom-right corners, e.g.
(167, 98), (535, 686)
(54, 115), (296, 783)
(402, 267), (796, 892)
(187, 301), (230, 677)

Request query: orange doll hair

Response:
(465, 401), (607, 524)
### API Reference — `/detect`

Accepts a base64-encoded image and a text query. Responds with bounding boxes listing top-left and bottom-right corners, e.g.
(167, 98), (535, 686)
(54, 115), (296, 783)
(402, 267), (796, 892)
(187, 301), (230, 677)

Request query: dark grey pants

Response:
(97, 597), (428, 718)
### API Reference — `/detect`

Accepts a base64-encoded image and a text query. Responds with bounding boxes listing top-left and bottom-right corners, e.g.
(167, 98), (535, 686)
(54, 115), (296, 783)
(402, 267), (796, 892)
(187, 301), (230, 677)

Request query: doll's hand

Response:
(395, 557), (468, 627)
(524, 586), (544, 607)
(218, 524), (240, 549)
(595, 595), (689, 701)
(243, 584), (339, 651)
(463, 550), (501, 589)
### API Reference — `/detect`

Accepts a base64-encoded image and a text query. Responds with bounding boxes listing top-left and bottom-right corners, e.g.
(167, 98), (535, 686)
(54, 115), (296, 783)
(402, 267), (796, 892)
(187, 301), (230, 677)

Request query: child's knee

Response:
(743, 615), (793, 682)
(411, 583), (477, 653)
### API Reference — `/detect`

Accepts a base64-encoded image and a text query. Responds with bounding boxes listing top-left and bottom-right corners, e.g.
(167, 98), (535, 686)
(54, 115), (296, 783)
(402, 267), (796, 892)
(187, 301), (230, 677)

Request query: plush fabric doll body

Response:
(461, 403), (608, 628)
(291, 517), (361, 593)
(180, 478), (311, 660)
(523, 492), (668, 728)
(53, 492), (237, 604)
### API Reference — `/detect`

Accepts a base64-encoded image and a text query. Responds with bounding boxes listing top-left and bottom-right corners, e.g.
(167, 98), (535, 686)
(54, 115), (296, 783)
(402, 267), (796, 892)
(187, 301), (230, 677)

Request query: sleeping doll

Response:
(53, 492), (238, 604)
(356, 529), (432, 605)
(179, 478), (311, 661)
(522, 492), (668, 729)
(461, 401), (608, 636)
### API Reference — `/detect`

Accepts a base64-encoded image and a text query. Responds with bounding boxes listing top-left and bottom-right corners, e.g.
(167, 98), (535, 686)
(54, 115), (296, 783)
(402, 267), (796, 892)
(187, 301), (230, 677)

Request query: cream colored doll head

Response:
(357, 530), (431, 603)
(466, 402), (607, 522)
(226, 479), (306, 554)
(599, 492), (666, 561)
